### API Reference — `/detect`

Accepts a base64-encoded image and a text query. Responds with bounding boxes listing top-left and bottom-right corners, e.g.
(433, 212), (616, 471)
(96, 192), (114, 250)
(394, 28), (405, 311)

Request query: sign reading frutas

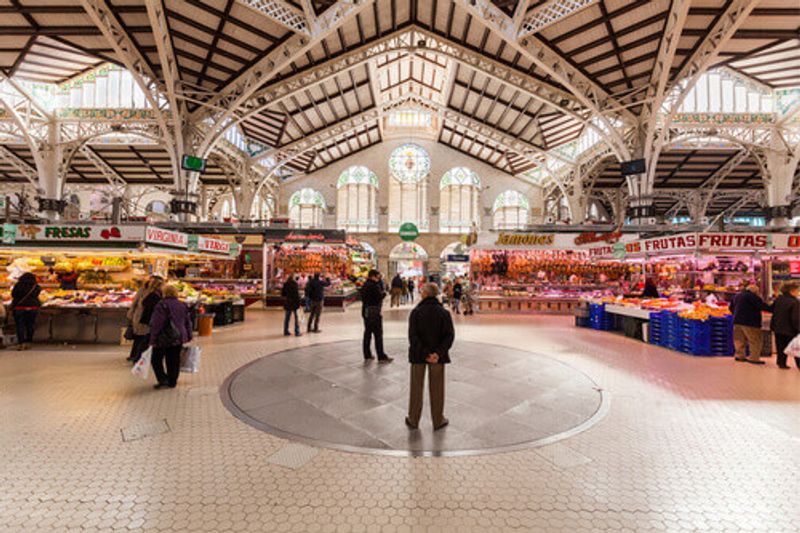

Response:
(399, 222), (419, 242)
(494, 233), (555, 246)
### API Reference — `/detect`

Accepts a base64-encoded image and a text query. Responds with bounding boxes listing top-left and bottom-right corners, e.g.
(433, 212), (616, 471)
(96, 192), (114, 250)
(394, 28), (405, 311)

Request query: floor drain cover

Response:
(121, 419), (170, 442)
(266, 443), (319, 470)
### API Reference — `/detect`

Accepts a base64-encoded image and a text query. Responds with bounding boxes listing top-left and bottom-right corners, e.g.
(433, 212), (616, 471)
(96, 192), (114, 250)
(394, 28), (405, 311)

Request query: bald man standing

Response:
(406, 283), (455, 431)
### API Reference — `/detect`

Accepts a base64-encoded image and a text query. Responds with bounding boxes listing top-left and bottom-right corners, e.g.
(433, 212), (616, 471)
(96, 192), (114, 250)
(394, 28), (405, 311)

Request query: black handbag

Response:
(123, 324), (135, 340)
(155, 306), (182, 348)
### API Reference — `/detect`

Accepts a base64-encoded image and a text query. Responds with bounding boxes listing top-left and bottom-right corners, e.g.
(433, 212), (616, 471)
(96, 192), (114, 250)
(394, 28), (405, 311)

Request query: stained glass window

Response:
(289, 188), (325, 228)
(388, 143), (431, 183)
(439, 167), (481, 233)
(337, 166), (378, 232)
(493, 190), (529, 230)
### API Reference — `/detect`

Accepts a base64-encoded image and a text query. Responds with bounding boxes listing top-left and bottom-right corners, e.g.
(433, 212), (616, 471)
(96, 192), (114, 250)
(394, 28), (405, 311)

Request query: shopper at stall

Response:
(730, 282), (771, 365)
(642, 279), (660, 298)
(770, 282), (800, 369)
(402, 278), (410, 304)
(361, 269), (393, 363)
(406, 283), (455, 431)
(390, 273), (403, 307)
(126, 276), (163, 363)
(452, 279), (463, 314)
(305, 273), (327, 334)
(56, 269), (79, 290)
(10, 272), (41, 350)
(281, 273), (302, 337)
(149, 284), (193, 389)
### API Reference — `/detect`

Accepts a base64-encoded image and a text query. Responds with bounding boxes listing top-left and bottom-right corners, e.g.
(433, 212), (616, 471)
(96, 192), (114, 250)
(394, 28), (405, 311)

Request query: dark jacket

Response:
(642, 283), (660, 298)
(452, 283), (463, 300)
(730, 289), (771, 328)
(140, 292), (161, 326)
(304, 276), (326, 302)
(11, 273), (41, 310)
(408, 297), (455, 364)
(391, 275), (403, 290)
(149, 297), (193, 347)
(770, 294), (800, 337)
(281, 278), (301, 310)
(361, 278), (385, 318)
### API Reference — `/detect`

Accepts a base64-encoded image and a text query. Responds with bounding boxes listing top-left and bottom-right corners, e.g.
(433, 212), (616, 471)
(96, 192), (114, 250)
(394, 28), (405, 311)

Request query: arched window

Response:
(220, 198), (232, 219)
(388, 143), (430, 232)
(439, 167), (481, 233)
(146, 200), (169, 215)
(337, 166), (378, 232)
(289, 188), (325, 229)
(493, 190), (529, 230)
(254, 194), (274, 221)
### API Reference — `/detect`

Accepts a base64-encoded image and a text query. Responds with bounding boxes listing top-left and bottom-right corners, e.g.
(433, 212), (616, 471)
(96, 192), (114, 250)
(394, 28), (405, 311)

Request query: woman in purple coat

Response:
(149, 284), (193, 389)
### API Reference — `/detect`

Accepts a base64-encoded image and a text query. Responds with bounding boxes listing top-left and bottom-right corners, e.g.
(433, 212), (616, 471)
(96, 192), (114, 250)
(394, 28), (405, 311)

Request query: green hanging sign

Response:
(229, 242), (241, 257)
(611, 242), (626, 259)
(187, 234), (199, 252)
(2, 223), (17, 244)
(399, 222), (419, 242)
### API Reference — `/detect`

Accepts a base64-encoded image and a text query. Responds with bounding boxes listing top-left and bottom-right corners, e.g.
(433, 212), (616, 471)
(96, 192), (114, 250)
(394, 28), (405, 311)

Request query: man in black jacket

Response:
(406, 283), (455, 431)
(361, 270), (393, 363)
(730, 282), (771, 364)
(770, 282), (800, 369)
(281, 273), (302, 337)
(304, 273), (328, 333)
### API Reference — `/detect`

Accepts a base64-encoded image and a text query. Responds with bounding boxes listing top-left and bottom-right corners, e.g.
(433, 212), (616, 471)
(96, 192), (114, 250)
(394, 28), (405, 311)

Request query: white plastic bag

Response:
(785, 335), (800, 358)
(131, 346), (152, 380)
(180, 345), (201, 373)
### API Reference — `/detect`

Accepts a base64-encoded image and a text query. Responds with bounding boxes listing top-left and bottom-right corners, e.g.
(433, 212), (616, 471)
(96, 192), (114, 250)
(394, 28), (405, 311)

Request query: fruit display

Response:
(678, 301), (731, 321)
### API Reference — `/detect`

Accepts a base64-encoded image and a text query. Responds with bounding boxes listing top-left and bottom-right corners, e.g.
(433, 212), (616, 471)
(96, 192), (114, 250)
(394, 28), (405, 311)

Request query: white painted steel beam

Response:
(238, 0), (310, 35)
(193, 0), (374, 156)
(79, 145), (128, 193)
(0, 144), (38, 187)
(454, 0), (632, 159)
(518, 0), (598, 39)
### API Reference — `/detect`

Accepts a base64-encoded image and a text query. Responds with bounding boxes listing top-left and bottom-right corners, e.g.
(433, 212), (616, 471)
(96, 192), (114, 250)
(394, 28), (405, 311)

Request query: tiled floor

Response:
(222, 339), (604, 455)
(2, 305), (800, 532)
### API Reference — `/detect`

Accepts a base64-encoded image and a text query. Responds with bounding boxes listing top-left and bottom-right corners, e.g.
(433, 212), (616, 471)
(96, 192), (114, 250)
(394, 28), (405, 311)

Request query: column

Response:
(763, 132), (800, 228)
(36, 123), (65, 220)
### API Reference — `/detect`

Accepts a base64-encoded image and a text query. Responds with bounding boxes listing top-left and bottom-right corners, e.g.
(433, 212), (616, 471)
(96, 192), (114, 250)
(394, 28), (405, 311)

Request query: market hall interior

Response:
(1, 0), (800, 531)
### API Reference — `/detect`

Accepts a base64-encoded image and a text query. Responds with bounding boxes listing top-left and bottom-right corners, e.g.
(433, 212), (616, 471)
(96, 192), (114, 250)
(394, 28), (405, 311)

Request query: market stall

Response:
(440, 242), (471, 279)
(0, 223), (239, 343)
(471, 231), (635, 314)
(263, 229), (358, 310)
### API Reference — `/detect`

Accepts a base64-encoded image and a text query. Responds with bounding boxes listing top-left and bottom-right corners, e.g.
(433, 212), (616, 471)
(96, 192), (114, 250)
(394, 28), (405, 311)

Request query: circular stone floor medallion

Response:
(220, 339), (606, 457)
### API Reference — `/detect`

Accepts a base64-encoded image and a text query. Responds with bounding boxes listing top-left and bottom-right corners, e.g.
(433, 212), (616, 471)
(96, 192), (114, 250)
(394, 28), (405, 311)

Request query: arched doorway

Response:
(439, 241), (471, 279)
(388, 242), (428, 279)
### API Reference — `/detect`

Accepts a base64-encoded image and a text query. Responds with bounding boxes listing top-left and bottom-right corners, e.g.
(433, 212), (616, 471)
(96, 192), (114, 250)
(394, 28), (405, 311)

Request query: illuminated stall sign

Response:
(263, 229), (347, 244)
(145, 227), (188, 249)
(6, 224), (143, 243)
(197, 236), (231, 255)
(590, 232), (772, 257)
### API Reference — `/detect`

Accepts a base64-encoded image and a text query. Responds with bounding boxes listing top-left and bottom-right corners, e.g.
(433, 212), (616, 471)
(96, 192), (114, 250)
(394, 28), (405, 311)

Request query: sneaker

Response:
(378, 357), (394, 364)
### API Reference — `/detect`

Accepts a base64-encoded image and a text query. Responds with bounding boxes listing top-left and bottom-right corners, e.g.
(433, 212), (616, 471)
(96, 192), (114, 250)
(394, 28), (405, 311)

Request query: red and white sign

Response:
(590, 232), (774, 258)
(145, 226), (188, 249)
(197, 236), (230, 254)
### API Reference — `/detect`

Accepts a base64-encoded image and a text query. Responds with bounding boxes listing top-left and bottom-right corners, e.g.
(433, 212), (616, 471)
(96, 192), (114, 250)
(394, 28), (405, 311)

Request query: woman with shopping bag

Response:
(149, 284), (193, 389)
(770, 281), (800, 369)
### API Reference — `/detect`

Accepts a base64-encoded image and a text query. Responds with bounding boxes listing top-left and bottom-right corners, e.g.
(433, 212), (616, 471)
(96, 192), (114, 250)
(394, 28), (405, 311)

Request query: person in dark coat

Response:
(361, 269), (393, 363)
(642, 279), (660, 298)
(149, 284), (193, 389)
(730, 282), (771, 365)
(406, 283), (455, 430)
(451, 279), (463, 314)
(390, 273), (403, 307)
(770, 282), (800, 369)
(10, 272), (41, 350)
(304, 273), (329, 333)
(126, 276), (162, 362)
(407, 278), (415, 303)
(281, 273), (302, 337)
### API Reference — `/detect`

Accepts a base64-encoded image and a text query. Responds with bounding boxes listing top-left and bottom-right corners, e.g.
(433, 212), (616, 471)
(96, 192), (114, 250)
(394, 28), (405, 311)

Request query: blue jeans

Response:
(14, 309), (37, 344)
(284, 309), (299, 335)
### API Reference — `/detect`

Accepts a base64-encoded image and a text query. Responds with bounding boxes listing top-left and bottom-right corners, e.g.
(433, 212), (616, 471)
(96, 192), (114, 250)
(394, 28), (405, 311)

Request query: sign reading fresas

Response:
(145, 227), (188, 249)
(8, 224), (142, 242)
(399, 222), (419, 242)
